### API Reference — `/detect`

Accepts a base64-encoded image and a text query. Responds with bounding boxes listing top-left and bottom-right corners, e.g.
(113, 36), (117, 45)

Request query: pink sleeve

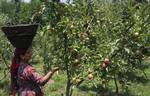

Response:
(26, 66), (43, 84)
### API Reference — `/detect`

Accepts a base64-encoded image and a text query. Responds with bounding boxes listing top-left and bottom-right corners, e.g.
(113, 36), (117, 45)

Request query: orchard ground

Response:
(0, 57), (150, 96)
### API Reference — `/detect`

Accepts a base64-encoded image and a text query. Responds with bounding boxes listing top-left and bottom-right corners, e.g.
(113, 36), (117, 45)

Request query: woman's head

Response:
(20, 48), (32, 62)
(14, 47), (32, 63)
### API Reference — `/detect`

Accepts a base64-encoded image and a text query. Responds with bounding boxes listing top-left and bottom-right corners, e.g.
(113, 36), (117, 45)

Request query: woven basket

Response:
(1, 24), (38, 49)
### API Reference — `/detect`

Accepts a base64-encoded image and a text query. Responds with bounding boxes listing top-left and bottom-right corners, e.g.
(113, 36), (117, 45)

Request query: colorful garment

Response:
(10, 48), (27, 95)
(17, 63), (44, 96)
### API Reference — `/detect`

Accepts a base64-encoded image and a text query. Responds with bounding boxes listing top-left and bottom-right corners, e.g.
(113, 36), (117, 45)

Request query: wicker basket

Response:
(1, 24), (38, 49)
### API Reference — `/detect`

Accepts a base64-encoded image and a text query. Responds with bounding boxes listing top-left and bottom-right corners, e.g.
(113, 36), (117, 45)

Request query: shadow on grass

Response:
(77, 83), (99, 92)
(96, 92), (135, 96)
(78, 84), (136, 96)
(126, 71), (150, 84)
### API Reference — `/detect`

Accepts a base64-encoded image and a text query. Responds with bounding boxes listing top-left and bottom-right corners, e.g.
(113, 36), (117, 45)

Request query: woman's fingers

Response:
(52, 67), (60, 72)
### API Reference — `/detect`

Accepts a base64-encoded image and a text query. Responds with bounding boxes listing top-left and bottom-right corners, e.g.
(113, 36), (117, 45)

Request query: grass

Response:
(0, 59), (150, 96)
(0, 73), (10, 96)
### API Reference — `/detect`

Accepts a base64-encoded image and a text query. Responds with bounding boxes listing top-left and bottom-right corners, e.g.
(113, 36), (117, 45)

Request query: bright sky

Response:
(23, 0), (67, 3)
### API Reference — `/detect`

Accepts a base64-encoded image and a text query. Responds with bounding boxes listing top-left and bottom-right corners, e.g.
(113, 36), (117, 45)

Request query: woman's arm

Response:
(27, 66), (59, 86)
(39, 67), (59, 86)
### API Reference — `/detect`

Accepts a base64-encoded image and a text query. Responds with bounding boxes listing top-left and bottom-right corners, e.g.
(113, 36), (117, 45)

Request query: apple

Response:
(72, 78), (76, 85)
(85, 37), (90, 41)
(47, 25), (50, 30)
(134, 32), (139, 37)
(70, 25), (74, 28)
(88, 74), (93, 80)
(74, 59), (80, 64)
(38, 11), (42, 15)
(74, 59), (81, 66)
(101, 63), (107, 68)
(80, 32), (89, 40)
(104, 58), (110, 64)
(135, 49), (142, 56)
(88, 68), (92, 74)
(76, 78), (81, 84)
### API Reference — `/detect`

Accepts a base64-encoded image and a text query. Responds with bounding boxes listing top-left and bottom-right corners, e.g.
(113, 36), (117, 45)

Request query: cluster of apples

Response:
(71, 77), (83, 86)
(100, 58), (110, 69)
(73, 59), (81, 67)
(87, 69), (94, 80)
(80, 32), (90, 41)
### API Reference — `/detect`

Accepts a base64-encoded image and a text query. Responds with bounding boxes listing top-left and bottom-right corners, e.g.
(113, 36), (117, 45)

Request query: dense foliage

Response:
(0, 0), (150, 96)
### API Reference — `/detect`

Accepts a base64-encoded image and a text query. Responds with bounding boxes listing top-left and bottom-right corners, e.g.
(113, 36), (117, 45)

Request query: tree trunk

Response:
(114, 74), (119, 93)
(66, 78), (71, 96)
(15, 0), (21, 23)
(64, 33), (72, 96)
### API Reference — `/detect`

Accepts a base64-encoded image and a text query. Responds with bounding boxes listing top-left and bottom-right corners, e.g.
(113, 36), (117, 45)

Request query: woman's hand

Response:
(52, 67), (59, 73)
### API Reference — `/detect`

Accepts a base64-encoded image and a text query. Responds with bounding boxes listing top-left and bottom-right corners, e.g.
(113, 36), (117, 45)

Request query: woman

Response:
(10, 48), (59, 96)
